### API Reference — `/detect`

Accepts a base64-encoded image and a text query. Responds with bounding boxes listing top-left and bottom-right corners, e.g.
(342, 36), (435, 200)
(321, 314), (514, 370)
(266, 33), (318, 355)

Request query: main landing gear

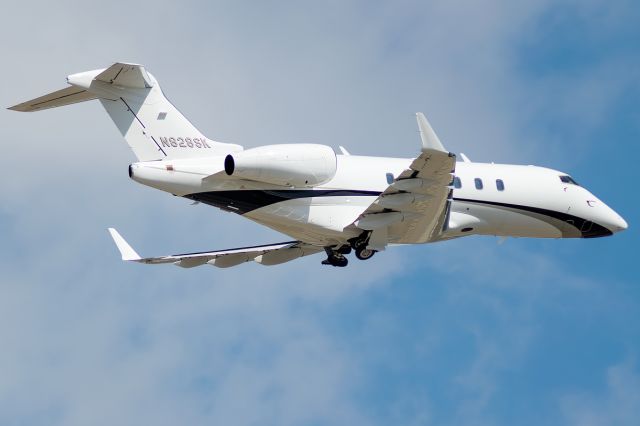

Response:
(351, 232), (376, 261)
(321, 233), (377, 267)
(322, 247), (349, 267)
(355, 245), (375, 260)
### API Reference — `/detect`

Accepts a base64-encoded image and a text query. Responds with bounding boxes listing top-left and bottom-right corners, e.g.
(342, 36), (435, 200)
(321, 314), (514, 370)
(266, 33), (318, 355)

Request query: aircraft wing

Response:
(353, 113), (456, 247)
(108, 228), (323, 268)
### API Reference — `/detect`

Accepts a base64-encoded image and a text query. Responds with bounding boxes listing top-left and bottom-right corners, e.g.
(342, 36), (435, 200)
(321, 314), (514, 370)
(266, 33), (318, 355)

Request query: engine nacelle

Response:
(224, 144), (337, 187)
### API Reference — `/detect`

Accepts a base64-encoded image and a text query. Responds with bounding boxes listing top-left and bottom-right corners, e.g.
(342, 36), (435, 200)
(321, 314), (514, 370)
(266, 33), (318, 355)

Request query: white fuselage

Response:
(129, 154), (627, 247)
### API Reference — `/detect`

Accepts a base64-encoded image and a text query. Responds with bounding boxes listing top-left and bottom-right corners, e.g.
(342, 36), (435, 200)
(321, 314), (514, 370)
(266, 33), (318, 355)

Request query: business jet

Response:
(9, 62), (628, 268)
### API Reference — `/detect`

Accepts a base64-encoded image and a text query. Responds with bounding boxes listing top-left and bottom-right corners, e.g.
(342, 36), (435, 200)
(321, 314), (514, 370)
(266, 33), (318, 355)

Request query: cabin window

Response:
(559, 175), (580, 186)
(386, 173), (394, 184)
(496, 179), (505, 191)
(474, 178), (483, 190)
(453, 177), (462, 189)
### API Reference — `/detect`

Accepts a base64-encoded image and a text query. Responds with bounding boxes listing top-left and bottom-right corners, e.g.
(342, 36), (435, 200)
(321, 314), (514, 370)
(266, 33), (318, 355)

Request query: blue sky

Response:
(0, 1), (638, 425)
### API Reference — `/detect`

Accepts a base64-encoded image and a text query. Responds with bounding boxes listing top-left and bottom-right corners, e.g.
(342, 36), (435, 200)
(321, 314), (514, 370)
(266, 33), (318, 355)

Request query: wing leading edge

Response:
(108, 228), (323, 268)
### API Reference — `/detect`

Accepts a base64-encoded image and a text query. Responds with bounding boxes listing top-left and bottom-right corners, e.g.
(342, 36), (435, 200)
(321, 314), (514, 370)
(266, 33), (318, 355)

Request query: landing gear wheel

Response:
(355, 246), (376, 260)
(322, 248), (349, 267)
(322, 255), (349, 267)
(332, 256), (349, 267)
(337, 245), (352, 255)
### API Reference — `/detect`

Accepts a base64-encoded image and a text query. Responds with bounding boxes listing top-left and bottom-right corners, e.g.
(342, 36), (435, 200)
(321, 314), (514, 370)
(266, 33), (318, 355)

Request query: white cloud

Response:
(561, 360), (640, 426)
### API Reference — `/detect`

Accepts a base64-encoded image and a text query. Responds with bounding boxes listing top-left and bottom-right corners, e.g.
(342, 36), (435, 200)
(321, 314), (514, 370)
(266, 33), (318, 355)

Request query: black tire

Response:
(332, 256), (349, 267)
(337, 245), (352, 255)
(355, 247), (375, 260)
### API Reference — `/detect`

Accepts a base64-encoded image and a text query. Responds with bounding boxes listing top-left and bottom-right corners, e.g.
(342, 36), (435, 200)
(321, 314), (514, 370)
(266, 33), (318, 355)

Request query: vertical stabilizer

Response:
(9, 62), (243, 161)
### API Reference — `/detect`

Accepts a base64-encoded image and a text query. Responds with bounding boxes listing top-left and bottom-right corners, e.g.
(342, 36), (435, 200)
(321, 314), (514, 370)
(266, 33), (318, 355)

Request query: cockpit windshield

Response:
(559, 175), (580, 186)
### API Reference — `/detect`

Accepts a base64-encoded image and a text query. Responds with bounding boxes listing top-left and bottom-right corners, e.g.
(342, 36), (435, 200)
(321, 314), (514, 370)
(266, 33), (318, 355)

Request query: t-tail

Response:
(9, 62), (242, 161)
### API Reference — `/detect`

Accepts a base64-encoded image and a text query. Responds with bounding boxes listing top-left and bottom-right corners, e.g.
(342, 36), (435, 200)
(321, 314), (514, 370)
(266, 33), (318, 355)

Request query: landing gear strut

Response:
(322, 247), (349, 267)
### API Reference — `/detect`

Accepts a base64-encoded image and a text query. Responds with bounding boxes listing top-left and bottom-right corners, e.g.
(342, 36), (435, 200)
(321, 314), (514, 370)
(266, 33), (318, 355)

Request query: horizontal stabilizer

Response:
(8, 63), (152, 113)
(8, 86), (97, 112)
(93, 62), (154, 89)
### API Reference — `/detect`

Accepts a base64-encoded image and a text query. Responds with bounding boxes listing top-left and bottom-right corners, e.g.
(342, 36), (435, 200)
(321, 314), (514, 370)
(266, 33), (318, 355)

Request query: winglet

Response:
(108, 228), (142, 261)
(416, 112), (446, 153)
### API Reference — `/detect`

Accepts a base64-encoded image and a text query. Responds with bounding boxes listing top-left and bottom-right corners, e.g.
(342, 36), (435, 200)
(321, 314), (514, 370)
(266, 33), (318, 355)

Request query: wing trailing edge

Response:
(107, 228), (322, 268)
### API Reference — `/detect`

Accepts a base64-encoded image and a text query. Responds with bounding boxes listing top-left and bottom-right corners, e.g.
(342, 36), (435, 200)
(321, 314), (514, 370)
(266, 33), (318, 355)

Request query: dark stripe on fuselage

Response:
(453, 197), (612, 238)
(184, 190), (612, 238)
(185, 189), (380, 214)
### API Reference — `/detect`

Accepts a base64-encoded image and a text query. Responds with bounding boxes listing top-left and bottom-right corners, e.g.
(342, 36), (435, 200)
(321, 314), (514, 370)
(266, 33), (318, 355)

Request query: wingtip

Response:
(108, 227), (142, 261)
(8, 104), (27, 112)
(415, 112), (446, 153)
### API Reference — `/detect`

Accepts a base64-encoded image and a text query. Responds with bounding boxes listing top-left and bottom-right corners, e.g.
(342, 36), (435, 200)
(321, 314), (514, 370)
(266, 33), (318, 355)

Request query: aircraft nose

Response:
(579, 197), (627, 238)
(603, 206), (628, 233)
(612, 213), (628, 232)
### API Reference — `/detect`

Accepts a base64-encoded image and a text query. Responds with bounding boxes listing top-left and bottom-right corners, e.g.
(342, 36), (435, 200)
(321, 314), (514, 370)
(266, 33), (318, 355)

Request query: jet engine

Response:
(224, 144), (337, 187)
